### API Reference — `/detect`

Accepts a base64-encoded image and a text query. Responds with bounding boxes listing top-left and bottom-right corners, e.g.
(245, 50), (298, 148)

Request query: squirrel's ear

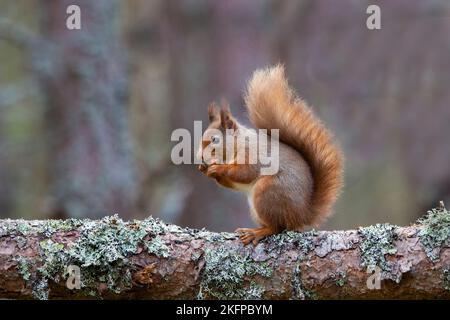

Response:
(208, 103), (220, 123)
(220, 103), (237, 130)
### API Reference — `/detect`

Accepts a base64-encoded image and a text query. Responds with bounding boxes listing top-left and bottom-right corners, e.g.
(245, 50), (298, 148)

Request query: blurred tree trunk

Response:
(0, 139), (12, 216)
(37, 0), (137, 218)
(163, 0), (256, 232)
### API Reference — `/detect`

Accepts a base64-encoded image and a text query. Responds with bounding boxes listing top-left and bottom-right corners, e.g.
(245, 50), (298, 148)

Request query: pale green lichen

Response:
(69, 216), (147, 267)
(358, 223), (398, 272)
(32, 279), (49, 300)
(269, 230), (318, 300)
(192, 228), (237, 244)
(15, 257), (32, 282)
(15, 235), (28, 249)
(6, 215), (322, 300)
(291, 263), (317, 300)
(270, 230), (318, 299)
(270, 230), (318, 258)
(332, 271), (347, 287)
(198, 243), (273, 300)
(197, 230), (318, 300)
(144, 235), (170, 258)
(190, 250), (203, 262)
(443, 268), (450, 291)
(417, 206), (450, 263)
(291, 264), (305, 299)
(7, 215), (174, 299)
(38, 239), (66, 279)
(0, 218), (83, 237)
(245, 281), (266, 299)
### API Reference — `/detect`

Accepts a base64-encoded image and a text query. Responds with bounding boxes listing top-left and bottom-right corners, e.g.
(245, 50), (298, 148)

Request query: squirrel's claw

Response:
(235, 227), (273, 245)
(206, 164), (220, 178)
(198, 163), (208, 173)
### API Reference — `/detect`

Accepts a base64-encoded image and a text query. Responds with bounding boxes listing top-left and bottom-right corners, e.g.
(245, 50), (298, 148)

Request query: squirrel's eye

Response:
(211, 136), (220, 144)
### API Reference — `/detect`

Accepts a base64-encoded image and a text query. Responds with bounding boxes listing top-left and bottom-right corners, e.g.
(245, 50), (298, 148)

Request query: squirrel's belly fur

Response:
(231, 182), (259, 224)
(232, 144), (314, 231)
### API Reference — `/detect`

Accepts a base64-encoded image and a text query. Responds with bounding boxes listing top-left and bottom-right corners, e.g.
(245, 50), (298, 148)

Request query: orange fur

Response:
(245, 65), (344, 226)
(198, 65), (344, 244)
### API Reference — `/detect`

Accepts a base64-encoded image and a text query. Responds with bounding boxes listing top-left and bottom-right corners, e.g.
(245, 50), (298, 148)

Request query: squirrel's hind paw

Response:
(235, 227), (274, 245)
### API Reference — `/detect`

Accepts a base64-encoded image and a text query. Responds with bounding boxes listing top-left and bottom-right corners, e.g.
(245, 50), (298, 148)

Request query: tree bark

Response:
(0, 207), (449, 300)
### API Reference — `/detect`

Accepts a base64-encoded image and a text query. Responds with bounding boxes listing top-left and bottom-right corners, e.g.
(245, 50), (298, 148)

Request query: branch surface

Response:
(0, 207), (449, 299)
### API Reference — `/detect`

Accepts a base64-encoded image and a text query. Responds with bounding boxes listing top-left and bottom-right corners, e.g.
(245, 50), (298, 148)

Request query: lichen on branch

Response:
(0, 205), (449, 300)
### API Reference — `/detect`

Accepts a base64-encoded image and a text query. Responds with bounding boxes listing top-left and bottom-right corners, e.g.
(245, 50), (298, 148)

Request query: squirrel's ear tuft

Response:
(220, 102), (237, 130)
(208, 103), (220, 123)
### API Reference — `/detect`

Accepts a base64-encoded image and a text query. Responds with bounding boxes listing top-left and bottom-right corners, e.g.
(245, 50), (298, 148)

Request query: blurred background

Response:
(0, 0), (449, 231)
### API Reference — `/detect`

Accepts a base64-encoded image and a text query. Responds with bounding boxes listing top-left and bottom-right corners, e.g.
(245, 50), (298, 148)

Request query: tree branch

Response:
(0, 206), (449, 300)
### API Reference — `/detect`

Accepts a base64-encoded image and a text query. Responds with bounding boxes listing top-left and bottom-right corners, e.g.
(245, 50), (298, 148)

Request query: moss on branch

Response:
(0, 205), (449, 300)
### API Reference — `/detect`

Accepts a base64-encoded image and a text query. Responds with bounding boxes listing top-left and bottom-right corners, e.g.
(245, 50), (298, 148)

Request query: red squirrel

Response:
(197, 65), (344, 245)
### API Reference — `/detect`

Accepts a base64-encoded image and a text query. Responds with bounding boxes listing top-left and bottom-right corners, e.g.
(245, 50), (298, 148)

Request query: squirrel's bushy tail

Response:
(244, 65), (344, 225)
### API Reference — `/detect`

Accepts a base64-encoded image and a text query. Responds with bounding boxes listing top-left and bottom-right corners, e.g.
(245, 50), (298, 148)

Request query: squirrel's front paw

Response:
(198, 163), (208, 173)
(206, 164), (221, 178)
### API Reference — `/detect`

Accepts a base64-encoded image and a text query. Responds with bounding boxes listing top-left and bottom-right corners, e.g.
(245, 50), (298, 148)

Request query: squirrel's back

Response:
(244, 65), (344, 225)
